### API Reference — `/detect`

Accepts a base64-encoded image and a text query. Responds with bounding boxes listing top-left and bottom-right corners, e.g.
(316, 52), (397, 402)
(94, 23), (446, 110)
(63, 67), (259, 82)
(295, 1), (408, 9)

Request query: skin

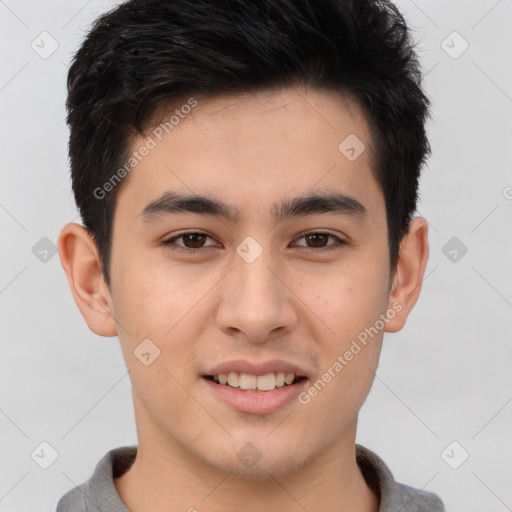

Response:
(58, 86), (429, 512)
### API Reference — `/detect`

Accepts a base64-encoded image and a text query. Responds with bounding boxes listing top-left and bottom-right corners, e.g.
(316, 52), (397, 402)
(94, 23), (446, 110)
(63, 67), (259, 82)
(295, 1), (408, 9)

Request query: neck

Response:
(115, 427), (379, 512)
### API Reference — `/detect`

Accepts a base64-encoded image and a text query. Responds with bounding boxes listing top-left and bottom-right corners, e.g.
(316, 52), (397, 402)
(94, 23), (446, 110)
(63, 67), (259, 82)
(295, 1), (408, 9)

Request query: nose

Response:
(215, 246), (298, 344)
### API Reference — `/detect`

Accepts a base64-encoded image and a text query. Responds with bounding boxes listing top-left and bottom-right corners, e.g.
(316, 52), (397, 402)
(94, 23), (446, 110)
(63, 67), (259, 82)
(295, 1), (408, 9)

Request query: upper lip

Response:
(203, 359), (310, 378)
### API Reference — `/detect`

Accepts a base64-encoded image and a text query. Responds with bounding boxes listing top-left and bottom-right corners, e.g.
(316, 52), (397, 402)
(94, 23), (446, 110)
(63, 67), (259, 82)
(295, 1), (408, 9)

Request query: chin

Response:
(203, 445), (313, 481)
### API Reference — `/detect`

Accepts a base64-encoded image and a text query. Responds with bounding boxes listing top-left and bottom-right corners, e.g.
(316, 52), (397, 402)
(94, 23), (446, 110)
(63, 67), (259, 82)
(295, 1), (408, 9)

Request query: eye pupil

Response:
(305, 233), (328, 248)
(183, 233), (206, 248)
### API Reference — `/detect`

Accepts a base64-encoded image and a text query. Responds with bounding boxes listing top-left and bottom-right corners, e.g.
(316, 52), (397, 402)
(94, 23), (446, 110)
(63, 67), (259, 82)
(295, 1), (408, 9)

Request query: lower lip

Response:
(202, 377), (308, 414)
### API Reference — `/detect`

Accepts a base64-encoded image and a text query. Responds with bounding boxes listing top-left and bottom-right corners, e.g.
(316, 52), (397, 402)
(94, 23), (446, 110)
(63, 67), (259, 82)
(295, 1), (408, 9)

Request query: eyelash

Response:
(162, 231), (346, 254)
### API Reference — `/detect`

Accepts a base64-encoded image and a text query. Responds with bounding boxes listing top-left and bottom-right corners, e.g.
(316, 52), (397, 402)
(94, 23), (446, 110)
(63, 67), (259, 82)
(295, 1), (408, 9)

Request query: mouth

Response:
(201, 359), (311, 413)
(203, 372), (307, 393)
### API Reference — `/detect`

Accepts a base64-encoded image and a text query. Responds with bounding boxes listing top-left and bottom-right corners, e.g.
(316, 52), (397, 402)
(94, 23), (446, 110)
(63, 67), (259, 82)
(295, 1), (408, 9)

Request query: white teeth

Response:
(210, 371), (300, 391)
(256, 373), (275, 391)
(239, 373), (257, 390)
(227, 372), (239, 387)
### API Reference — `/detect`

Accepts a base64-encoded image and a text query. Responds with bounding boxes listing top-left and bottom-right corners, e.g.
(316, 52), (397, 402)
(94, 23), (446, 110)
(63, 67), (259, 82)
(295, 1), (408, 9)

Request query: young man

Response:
(56, 0), (444, 510)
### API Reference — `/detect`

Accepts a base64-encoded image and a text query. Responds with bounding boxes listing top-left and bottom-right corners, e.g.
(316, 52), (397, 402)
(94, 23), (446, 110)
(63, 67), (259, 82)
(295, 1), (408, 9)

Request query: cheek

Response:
(304, 251), (390, 342)
(111, 264), (206, 421)
(298, 248), (389, 409)
(111, 259), (217, 404)
(112, 253), (208, 339)
(298, 262), (388, 419)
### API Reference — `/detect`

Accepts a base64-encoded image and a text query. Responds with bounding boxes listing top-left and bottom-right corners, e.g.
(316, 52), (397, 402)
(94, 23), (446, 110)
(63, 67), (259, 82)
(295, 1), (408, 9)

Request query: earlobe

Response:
(57, 223), (118, 337)
(384, 217), (429, 333)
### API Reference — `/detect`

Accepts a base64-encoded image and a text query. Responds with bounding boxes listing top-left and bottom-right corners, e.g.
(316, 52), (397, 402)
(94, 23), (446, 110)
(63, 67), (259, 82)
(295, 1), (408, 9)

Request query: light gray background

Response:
(1, 0), (511, 510)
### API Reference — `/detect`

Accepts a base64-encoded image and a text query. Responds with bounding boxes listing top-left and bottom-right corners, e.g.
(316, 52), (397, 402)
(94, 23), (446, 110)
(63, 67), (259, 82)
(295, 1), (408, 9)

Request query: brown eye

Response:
(181, 233), (207, 248)
(163, 231), (216, 252)
(293, 232), (346, 252)
(304, 233), (329, 248)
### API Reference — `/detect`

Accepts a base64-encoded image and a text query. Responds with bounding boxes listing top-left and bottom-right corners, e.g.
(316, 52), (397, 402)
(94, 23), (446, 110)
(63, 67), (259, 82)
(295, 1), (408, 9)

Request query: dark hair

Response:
(66, 0), (431, 287)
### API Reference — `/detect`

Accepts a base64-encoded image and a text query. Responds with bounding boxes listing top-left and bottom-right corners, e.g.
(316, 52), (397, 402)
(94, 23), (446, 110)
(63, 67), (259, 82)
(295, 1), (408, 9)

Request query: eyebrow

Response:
(139, 190), (368, 224)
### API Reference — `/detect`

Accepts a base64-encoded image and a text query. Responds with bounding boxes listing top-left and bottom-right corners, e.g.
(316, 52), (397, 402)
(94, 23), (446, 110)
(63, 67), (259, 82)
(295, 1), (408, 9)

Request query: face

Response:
(108, 86), (394, 478)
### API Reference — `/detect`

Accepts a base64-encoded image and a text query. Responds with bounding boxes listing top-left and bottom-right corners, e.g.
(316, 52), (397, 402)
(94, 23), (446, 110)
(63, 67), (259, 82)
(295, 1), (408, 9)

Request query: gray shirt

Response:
(56, 444), (445, 511)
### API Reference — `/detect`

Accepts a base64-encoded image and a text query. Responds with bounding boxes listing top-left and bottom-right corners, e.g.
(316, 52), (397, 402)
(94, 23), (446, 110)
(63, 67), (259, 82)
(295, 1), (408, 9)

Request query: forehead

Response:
(115, 86), (383, 223)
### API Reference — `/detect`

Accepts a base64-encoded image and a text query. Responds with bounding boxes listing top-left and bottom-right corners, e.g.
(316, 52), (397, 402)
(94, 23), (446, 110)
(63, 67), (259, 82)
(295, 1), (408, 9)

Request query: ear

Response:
(57, 223), (118, 337)
(384, 217), (429, 333)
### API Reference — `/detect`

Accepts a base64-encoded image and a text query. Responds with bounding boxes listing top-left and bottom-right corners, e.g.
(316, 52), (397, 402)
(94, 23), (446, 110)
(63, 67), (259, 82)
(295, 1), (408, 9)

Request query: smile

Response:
(202, 374), (308, 414)
(204, 372), (305, 392)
